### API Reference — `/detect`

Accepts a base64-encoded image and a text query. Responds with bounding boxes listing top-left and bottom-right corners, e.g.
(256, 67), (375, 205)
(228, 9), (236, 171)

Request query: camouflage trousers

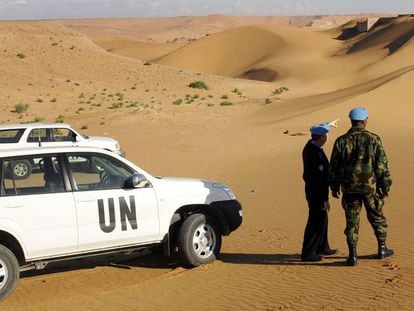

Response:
(342, 192), (388, 245)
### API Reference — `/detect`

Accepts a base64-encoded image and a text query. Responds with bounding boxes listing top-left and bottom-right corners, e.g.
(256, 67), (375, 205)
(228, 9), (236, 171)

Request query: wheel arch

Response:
(168, 204), (230, 240)
(0, 230), (26, 265)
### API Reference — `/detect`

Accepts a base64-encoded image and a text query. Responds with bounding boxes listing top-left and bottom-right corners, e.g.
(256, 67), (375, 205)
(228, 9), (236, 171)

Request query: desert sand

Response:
(1, 14), (414, 310)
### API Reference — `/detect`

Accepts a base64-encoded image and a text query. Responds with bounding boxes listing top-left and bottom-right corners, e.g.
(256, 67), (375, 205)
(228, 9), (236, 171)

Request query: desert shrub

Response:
(34, 116), (44, 122)
(272, 86), (289, 95)
(264, 98), (272, 105)
(14, 103), (29, 114)
(110, 102), (123, 109)
(144, 61), (152, 66)
(188, 81), (208, 90)
(220, 101), (233, 106)
(16, 53), (26, 59)
(35, 98), (43, 103)
(81, 125), (88, 130)
(55, 115), (65, 123)
(50, 98), (57, 103)
(221, 94), (228, 99)
(173, 99), (183, 105)
(232, 88), (242, 95)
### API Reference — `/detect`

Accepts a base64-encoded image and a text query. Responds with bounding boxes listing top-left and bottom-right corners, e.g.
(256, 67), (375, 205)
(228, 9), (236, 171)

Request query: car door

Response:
(0, 154), (78, 260)
(65, 152), (160, 251)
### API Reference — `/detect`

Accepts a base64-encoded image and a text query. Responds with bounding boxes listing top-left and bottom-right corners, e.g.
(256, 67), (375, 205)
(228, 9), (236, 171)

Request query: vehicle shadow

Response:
(20, 251), (380, 279)
(20, 250), (168, 279)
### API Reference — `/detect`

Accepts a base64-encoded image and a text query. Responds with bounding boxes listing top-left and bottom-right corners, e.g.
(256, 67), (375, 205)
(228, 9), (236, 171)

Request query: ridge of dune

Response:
(254, 65), (414, 123)
(153, 26), (287, 80)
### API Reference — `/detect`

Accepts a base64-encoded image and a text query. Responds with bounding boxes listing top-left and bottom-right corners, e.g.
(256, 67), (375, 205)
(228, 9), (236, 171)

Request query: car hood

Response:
(154, 177), (233, 201)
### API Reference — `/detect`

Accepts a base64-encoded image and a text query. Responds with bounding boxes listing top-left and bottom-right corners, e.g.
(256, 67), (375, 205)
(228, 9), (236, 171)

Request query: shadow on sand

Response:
(20, 251), (381, 280)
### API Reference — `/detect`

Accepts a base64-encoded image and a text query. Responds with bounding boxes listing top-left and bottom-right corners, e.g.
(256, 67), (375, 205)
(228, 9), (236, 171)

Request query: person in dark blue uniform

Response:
(301, 123), (338, 262)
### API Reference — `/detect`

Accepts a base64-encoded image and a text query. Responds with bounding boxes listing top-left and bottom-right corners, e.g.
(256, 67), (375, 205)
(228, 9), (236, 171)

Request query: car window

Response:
(66, 154), (133, 191)
(0, 129), (25, 143)
(27, 128), (51, 143)
(1, 155), (65, 196)
(53, 128), (76, 142)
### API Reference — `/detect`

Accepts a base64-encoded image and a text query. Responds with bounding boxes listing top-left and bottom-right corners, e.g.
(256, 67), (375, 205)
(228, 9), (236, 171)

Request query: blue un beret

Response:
(310, 123), (330, 136)
(349, 107), (368, 121)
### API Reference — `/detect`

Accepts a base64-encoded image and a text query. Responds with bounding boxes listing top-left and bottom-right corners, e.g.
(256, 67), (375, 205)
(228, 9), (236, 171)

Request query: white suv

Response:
(0, 146), (242, 300)
(0, 123), (124, 180)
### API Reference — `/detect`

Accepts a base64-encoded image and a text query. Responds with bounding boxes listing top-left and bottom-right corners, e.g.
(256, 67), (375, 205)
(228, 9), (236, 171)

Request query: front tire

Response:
(0, 245), (20, 301)
(177, 213), (221, 267)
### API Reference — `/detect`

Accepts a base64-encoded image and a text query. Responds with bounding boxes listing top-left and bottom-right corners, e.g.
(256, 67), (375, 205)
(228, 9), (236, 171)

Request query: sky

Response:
(0, 0), (413, 20)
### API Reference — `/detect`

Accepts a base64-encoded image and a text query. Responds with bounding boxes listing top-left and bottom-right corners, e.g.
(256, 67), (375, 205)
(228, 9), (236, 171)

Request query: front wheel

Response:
(0, 245), (20, 301)
(177, 213), (222, 267)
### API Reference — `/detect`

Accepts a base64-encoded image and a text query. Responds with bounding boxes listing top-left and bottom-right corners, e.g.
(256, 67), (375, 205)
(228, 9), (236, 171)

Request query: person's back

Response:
(330, 127), (391, 196)
(329, 107), (393, 266)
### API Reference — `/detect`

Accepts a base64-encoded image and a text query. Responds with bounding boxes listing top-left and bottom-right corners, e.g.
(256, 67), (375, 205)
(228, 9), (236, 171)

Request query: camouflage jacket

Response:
(329, 127), (392, 195)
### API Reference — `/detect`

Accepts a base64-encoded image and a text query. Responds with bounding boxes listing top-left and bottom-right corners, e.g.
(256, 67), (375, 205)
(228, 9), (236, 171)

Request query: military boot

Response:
(378, 241), (394, 259)
(346, 242), (357, 266)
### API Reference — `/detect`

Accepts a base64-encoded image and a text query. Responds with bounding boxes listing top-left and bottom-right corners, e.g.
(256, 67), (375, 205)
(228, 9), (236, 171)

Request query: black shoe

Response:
(301, 254), (323, 262)
(378, 241), (394, 259)
(318, 249), (338, 256)
(347, 242), (357, 266)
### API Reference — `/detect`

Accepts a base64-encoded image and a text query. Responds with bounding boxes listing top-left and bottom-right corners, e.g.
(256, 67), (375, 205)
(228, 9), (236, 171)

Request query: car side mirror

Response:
(124, 173), (148, 189)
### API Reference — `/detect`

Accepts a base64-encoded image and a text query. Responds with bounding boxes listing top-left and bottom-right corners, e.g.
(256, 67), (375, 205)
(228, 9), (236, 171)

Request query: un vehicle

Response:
(0, 146), (242, 300)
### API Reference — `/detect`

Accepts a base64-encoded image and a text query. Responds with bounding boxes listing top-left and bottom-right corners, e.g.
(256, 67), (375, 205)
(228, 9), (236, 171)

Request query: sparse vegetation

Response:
(144, 61), (152, 66)
(16, 53), (26, 59)
(272, 86), (289, 95)
(232, 88), (242, 95)
(50, 98), (57, 103)
(110, 102), (123, 109)
(188, 81), (208, 90)
(221, 94), (229, 99)
(14, 103), (29, 114)
(81, 125), (88, 130)
(55, 115), (65, 123)
(34, 116), (45, 122)
(264, 98), (272, 105)
(35, 98), (43, 103)
(220, 101), (233, 106)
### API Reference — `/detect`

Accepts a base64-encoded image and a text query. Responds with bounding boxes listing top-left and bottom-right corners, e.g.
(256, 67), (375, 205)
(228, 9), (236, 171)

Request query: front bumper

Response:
(211, 200), (242, 234)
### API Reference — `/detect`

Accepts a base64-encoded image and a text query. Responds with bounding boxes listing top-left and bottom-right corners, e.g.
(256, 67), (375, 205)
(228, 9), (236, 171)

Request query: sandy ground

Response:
(1, 14), (414, 310)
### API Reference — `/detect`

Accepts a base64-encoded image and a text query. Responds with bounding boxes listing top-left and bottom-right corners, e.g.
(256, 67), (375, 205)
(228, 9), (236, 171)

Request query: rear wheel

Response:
(177, 213), (221, 267)
(0, 245), (19, 301)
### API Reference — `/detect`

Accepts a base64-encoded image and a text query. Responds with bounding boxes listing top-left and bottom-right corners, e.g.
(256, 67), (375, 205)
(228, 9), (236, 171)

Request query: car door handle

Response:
(5, 204), (24, 209)
(76, 198), (95, 203)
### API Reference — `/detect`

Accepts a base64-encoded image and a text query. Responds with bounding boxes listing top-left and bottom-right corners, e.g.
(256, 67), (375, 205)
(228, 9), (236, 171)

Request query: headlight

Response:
(212, 183), (236, 199)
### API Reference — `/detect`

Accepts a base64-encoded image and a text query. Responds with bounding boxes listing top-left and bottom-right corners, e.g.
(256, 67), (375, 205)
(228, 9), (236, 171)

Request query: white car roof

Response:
(0, 145), (112, 158)
(0, 123), (72, 130)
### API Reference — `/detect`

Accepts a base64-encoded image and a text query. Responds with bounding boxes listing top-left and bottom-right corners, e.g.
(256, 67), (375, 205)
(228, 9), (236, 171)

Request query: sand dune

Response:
(1, 15), (414, 310)
(335, 16), (414, 55)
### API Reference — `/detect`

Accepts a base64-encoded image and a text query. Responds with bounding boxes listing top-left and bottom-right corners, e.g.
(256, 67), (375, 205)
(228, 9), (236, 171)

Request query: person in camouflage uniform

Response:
(329, 107), (394, 266)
